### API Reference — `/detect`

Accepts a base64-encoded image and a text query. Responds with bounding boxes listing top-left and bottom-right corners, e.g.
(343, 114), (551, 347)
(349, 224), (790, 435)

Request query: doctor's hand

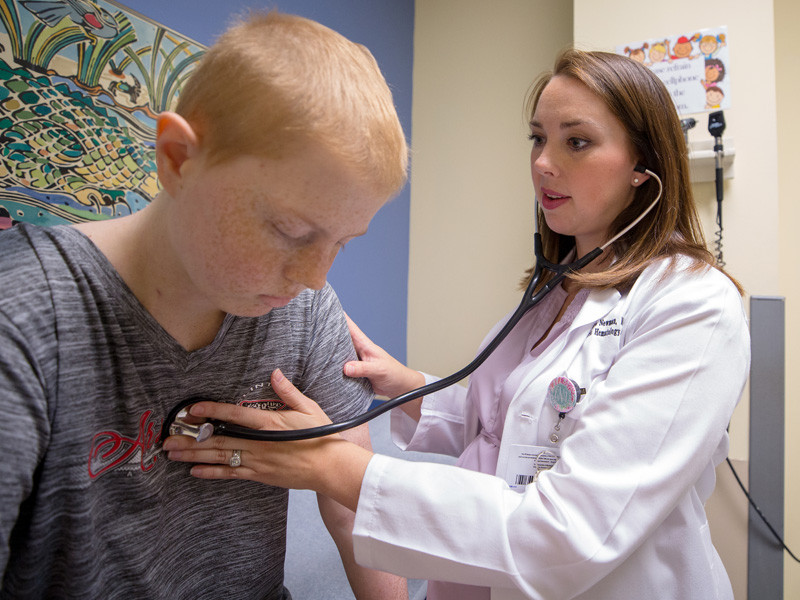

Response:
(163, 368), (372, 511)
(344, 314), (426, 400)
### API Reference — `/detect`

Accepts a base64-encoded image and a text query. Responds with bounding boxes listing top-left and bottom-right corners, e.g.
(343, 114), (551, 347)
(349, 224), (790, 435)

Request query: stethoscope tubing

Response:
(161, 169), (662, 443)
(159, 239), (599, 443)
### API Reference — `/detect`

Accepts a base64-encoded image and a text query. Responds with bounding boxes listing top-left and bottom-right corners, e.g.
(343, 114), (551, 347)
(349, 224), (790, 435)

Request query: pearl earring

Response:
(633, 178), (639, 184)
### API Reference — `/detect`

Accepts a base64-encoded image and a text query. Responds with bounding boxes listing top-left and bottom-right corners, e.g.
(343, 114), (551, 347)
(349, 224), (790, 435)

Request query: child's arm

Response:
(318, 422), (408, 600)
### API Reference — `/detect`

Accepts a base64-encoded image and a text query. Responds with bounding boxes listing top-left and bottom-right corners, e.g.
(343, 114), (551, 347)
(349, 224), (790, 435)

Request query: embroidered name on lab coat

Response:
(593, 317), (623, 337)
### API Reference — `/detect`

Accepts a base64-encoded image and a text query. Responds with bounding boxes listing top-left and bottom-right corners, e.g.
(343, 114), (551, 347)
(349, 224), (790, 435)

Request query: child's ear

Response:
(156, 112), (200, 195)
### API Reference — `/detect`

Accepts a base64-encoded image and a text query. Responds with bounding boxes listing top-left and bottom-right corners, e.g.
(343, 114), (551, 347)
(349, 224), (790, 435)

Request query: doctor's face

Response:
(529, 75), (641, 255)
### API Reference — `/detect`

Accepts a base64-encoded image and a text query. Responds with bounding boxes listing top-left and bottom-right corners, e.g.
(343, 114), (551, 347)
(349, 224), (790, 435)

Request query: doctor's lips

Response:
(540, 187), (571, 210)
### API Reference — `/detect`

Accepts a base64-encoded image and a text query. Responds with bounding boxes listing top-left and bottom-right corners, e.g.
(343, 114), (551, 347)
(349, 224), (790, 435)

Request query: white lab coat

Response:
(353, 256), (749, 600)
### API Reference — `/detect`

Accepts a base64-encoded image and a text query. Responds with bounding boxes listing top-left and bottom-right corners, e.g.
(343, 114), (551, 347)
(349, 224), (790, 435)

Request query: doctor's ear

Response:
(632, 164), (651, 187)
(155, 111), (201, 195)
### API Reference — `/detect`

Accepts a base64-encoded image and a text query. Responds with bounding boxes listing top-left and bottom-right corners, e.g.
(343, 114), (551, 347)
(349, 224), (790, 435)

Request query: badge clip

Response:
(547, 376), (586, 443)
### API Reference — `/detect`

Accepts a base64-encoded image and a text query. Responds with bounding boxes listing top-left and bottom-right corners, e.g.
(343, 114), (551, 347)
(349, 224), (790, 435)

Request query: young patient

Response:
(0, 11), (408, 600)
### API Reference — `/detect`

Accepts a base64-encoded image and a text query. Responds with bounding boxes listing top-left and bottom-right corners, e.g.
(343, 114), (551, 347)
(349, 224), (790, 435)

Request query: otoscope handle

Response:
(714, 142), (724, 203)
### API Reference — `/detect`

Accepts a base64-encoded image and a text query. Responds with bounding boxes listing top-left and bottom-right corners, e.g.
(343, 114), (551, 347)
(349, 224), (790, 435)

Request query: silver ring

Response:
(230, 449), (242, 468)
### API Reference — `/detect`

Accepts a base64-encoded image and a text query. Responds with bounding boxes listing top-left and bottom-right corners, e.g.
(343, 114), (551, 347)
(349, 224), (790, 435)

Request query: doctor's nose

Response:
(532, 147), (559, 178)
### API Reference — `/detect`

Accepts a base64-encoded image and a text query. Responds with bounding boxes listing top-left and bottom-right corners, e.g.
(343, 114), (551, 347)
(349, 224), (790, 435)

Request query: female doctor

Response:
(165, 49), (750, 600)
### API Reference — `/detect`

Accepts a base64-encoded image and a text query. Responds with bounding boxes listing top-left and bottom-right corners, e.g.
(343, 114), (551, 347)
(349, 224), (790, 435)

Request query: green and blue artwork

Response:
(0, 0), (205, 229)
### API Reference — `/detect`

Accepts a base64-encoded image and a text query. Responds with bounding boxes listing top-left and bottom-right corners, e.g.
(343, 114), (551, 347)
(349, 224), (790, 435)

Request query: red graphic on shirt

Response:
(88, 410), (162, 479)
(239, 398), (287, 410)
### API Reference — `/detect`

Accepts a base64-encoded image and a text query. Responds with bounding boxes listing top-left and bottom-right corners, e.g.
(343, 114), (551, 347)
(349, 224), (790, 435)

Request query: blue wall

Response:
(121, 0), (414, 362)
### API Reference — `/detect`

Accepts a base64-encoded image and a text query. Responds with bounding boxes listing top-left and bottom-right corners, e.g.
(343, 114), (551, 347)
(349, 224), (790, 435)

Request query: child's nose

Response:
(285, 243), (336, 291)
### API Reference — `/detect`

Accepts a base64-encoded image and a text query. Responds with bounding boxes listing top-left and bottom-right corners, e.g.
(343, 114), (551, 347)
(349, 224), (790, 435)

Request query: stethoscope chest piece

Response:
(168, 406), (214, 443)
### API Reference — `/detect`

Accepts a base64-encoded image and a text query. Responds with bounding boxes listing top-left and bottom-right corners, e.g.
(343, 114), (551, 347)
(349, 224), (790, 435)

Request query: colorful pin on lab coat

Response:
(547, 376), (586, 443)
(547, 376), (585, 413)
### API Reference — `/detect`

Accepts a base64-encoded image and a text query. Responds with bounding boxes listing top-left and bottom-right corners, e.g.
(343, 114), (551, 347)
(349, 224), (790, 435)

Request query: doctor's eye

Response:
(528, 132), (545, 146)
(567, 137), (590, 151)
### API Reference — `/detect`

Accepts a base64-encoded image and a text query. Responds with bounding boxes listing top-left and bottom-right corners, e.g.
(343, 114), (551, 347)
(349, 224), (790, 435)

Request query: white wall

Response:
(775, 0), (799, 596)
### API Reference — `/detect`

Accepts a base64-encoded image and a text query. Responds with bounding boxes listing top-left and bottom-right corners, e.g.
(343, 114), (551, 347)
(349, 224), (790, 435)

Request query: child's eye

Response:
(272, 223), (310, 244)
(273, 224), (297, 240)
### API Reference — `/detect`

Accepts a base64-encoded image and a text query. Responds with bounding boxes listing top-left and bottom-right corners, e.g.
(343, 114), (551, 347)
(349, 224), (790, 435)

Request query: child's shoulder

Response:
(0, 224), (85, 306)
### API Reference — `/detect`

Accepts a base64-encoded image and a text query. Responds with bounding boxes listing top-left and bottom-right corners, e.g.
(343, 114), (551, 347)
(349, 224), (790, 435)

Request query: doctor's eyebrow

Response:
(529, 118), (600, 130)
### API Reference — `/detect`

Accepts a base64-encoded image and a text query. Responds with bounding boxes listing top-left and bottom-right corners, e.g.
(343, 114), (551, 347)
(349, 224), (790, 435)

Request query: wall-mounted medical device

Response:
(686, 123), (734, 184)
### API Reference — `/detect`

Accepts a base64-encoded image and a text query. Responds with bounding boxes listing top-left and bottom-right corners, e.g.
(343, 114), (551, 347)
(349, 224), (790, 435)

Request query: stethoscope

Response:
(161, 165), (662, 443)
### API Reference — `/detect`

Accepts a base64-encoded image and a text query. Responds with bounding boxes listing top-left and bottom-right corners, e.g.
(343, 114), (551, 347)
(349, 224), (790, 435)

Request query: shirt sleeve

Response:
(0, 307), (53, 575)
(353, 263), (750, 598)
(301, 284), (375, 423)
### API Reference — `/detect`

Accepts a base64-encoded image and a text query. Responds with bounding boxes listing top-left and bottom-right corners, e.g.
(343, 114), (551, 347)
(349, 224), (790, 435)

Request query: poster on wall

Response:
(616, 26), (730, 116)
(0, 0), (206, 230)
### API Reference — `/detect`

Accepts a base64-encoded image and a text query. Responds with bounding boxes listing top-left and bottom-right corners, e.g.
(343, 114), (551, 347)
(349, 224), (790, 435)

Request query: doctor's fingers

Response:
(172, 437), (339, 490)
(186, 400), (281, 430)
(171, 444), (283, 486)
(345, 313), (368, 348)
(188, 455), (310, 489)
(183, 372), (328, 431)
(270, 368), (331, 419)
(346, 352), (426, 399)
(165, 436), (272, 470)
(166, 439), (236, 464)
(345, 313), (385, 359)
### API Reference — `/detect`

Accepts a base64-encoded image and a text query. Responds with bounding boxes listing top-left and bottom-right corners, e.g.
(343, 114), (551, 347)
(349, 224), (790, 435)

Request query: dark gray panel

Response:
(748, 296), (785, 600)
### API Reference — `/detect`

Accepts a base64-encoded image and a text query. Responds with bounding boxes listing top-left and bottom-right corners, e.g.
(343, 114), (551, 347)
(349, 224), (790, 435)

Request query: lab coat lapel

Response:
(570, 286), (621, 330)
(495, 287), (621, 478)
(512, 286), (621, 393)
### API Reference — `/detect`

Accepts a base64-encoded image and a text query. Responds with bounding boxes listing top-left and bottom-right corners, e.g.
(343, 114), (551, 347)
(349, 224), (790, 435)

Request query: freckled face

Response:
(167, 146), (385, 317)
(529, 76), (640, 255)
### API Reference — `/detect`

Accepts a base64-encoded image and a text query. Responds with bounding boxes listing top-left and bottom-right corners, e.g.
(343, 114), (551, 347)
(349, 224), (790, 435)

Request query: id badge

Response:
(504, 444), (560, 492)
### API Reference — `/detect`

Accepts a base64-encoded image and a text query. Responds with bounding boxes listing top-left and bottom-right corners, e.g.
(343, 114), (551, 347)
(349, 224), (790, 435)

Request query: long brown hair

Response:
(521, 48), (741, 293)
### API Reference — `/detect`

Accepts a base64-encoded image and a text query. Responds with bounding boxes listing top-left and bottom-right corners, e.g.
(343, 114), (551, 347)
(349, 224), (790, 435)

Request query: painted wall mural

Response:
(0, 0), (205, 229)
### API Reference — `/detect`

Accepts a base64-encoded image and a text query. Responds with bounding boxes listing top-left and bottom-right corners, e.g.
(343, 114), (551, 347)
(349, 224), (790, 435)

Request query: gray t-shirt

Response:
(0, 224), (373, 599)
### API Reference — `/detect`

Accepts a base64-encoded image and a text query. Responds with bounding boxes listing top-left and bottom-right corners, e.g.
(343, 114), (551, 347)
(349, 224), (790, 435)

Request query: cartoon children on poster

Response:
(617, 26), (730, 114)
